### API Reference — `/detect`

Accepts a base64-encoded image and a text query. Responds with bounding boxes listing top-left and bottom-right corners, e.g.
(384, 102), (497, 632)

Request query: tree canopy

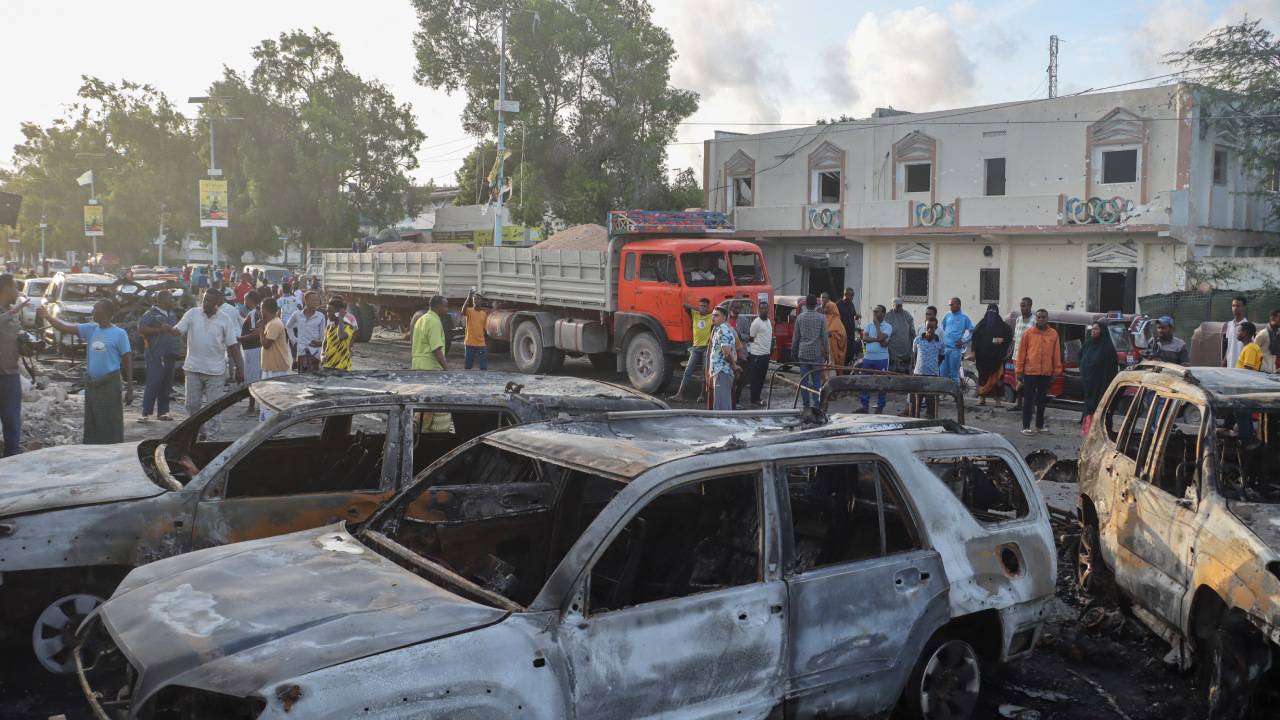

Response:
(410, 0), (700, 226)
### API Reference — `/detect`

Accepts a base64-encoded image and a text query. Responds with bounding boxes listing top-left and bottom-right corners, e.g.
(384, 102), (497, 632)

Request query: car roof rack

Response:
(1133, 361), (1200, 385)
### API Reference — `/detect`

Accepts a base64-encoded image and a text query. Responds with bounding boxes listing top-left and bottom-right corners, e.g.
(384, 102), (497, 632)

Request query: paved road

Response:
(2, 335), (1206, 720)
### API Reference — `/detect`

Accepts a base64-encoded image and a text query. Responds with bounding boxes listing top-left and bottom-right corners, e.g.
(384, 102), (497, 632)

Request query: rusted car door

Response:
(1113, 398), (1202, 626)
(779, 456), (946, 716)
(190, 407), (402, 548)
(559, 467), (787, 718)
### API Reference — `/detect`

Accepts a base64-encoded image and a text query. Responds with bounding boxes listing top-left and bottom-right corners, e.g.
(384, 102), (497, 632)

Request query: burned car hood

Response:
(57, 300), (98, 316)
(0, 442), (163, 517)
(1231, 502), (1280, 552)
(99, 524), (508, 705)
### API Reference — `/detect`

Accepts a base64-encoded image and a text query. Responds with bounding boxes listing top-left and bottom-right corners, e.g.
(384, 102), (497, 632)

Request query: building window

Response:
(984, 158), (1006, 197)
(905, 163), (931, 193)
(1101, 149), (1138, 184)
(731, 176), (754, 207)
(814, 170), (841, 204)
(1213, 148), (1228, 186)
(979, 268), (1000, 304)
(897, 266), (929, 303)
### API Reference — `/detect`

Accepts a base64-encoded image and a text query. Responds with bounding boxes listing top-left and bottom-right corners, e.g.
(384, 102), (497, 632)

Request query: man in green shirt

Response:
(412, 295), (449, 370)
(411, 295), (451, 432)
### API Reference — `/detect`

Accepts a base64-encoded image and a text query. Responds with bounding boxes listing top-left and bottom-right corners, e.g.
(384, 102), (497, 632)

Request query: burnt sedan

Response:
(77, 407), (1055, 719)
(0, 371), (663, 674)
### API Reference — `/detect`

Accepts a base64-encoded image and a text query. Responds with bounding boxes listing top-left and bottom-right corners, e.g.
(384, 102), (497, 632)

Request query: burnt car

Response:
(41, 272), (119, 351)
(77, 403), (1055, 719)
(1077, 361), (1280, 717)
(0, 371), (663, 674)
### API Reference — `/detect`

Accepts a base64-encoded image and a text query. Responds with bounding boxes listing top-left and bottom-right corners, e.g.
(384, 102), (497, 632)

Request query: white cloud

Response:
(837, 7), (978, 115)
(1131, 0), (1280, 73)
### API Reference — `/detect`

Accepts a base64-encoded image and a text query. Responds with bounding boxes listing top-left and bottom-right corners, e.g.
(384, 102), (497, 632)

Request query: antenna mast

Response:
(1048, 35), (1059, 99)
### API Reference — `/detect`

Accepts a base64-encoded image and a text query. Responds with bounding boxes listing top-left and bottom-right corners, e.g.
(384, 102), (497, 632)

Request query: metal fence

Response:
(1139, 289), (1280, 337)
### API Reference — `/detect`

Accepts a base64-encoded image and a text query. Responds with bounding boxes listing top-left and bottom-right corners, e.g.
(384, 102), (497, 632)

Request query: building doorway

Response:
(1088, 267), (1136, 314)
(805, 266), (845, 299)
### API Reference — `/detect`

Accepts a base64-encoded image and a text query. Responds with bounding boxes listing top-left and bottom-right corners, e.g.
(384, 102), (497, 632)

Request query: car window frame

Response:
(571, 462), (774, 619)
(403, 404), (521, 489)
(1144, 398), (1206, 500)
(202, 403), (403, 501)
(914, 448), (1038, 528)
(775, 453), (928, 579)
(1116, 387), (1159, 462)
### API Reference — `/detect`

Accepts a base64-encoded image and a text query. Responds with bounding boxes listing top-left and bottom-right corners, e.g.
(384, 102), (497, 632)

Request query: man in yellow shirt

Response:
(1236, 321), (1262, 371)
(671, 298), (713, 401)
(322, 296), (356, 371)
(461, 290), (489, 370)
(412, 295), (449, 370)
(411, 295), (451, 432)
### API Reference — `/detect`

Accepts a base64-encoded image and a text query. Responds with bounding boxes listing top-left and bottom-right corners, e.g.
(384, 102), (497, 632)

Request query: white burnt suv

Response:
(77, 379), (1055, 720)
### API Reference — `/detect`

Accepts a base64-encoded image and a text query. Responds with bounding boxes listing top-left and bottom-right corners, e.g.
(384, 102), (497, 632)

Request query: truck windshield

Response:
(682, 252), (730, 287)
(730, 252), (764, 285)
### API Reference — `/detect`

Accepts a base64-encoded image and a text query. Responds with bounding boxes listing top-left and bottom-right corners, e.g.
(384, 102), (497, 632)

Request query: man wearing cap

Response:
(1142, 316), (1189, 365)
(884, 298), (916, 374)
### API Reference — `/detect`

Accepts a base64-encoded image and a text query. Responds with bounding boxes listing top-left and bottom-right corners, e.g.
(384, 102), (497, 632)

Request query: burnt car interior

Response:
(374, 443), (765, 613)
(223, 411), (391, 497)
(410, 408), (514, 475)
(924, 455), (1030, 525)
(1215, 407), (1280, 502)
(785, 461), (919, 574)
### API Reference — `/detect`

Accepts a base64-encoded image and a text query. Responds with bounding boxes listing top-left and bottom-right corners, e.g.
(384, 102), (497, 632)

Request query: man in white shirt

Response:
(287, 290), (326, 372)
(744, 301), (774, 408)
(1223, 295), (1251, 368)
(169, 289), (244, 438)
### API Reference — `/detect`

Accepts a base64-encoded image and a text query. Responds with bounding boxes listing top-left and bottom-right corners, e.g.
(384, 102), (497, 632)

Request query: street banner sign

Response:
(199, 179), (229, 228)
(83, 205), (104, 237)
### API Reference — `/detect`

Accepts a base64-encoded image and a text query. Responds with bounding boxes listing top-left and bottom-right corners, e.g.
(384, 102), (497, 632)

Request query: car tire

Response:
(354, 303), (375, 343)
(1075, 513), (1112, 597)
(512, 321), (546, 374)
(625, 332), (673, 395)
(903, 632), (982, 720)
(1199, 613), (1268, 720)
(31, 593), (104, 675)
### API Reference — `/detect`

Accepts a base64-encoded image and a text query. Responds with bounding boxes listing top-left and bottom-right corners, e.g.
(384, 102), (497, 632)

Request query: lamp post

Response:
(75, 152), (105, 258)
(188, 96), (241, 268)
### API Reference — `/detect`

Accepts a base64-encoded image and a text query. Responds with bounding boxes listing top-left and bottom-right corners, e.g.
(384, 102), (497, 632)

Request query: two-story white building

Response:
(702, 83), (1278, 315)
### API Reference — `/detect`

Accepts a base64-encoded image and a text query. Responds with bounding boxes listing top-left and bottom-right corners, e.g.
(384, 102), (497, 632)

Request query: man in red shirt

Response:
(234, 274), (254, 304)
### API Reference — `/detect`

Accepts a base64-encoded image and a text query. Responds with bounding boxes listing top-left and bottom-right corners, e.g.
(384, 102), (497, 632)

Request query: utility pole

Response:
(157, 204), (167, 266)
(76, 152), (105, 259)
(1048, 35), (1060, 99)
(189, 96), (239, 269)
(493, 16), (508, 248)
(39, 210), (47, 267)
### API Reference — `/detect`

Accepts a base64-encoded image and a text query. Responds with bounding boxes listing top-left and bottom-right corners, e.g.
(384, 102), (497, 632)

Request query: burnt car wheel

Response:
(1075, 515), (1110, 595)
(33, 593), (104, 674)
(1199, 614), (1269, 720)
(905, 633), (982, 720)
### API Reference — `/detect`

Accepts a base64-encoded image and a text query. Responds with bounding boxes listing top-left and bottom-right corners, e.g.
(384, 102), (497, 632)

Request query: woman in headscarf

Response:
(824, 299), (847, 379)
(1079, 320), (1120, 427)
(971, 303), (1013, 406)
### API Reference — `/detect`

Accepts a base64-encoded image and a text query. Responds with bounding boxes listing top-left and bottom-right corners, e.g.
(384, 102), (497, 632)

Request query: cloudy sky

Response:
(2, 0), (1274, 187)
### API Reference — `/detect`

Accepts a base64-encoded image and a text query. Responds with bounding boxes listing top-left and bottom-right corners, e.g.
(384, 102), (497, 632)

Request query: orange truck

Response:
(321, 210), (773, 394)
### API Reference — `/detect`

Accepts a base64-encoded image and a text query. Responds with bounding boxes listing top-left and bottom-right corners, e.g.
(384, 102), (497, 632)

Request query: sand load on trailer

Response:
(536, 224), (608, 251)
(370, 241), (469, 253)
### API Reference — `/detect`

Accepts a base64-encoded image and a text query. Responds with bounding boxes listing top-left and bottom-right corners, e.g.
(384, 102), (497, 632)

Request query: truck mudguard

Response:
(613, 312), (684, 355)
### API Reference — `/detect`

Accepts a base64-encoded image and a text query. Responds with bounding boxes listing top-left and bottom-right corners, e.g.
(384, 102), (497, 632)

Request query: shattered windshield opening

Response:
(1215, 406), (1280, 503)
(369, 441), (626, 608)
(63, 283), (114, 302)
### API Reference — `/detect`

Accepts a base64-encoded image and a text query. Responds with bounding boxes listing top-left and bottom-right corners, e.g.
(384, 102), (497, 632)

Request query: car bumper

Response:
(997, 598), (1049, 661)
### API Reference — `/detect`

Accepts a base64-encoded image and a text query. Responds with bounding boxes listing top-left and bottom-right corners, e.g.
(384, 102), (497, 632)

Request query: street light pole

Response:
(157, 205), (167, 266)
(189, 96), (233, 269)
(493, 15), (507, 248)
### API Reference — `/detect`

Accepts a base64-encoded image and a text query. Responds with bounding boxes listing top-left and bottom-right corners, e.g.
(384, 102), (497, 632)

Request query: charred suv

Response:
(0, 371), (663, 675)
(1077, 362), (1280, 718)
(78, 405), (1055, 719)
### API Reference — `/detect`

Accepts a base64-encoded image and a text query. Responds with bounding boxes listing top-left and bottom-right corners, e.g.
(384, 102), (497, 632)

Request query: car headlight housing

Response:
(142, 686), (266, 720)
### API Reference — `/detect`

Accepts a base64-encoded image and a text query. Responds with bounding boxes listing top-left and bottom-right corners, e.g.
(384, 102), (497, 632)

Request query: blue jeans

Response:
(861, 357), (889, 409)
(941, 347), (964, 385)
(464, 345), (488, 370)
(0, 373), (21, 457)
(680, 347), (707, 396)
(799, 361), (823, 408)
(142, 354), (176, 417)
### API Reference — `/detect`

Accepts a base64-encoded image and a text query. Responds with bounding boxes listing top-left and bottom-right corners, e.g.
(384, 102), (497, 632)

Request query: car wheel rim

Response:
(920, 639), (981, 720)
(1076, 526), (1098, 591)
(33, 593), (104, 674)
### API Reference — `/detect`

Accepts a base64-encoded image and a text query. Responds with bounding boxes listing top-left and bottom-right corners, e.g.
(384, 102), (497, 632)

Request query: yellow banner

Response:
(199, 179), (229, 228)
(83, 205), (104, 237)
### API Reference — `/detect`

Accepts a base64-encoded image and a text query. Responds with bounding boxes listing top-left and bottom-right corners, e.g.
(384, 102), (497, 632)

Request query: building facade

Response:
(703, 84), (1278, 315)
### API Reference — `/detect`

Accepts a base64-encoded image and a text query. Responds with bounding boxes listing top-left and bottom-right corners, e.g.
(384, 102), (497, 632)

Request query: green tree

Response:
(411, 0), (699, 225)
(211, 28), (426, 252)
(1, 79), (201, 263)
(1168, 18), (1280, 225)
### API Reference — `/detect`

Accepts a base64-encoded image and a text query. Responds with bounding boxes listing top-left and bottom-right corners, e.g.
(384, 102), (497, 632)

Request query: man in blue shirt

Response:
(138, 291), (180, 422)
(861, 304), (893, 412)
(40, 299), (133, 444)
(940, 297), (974, 387)
(708, 307), (738, 410)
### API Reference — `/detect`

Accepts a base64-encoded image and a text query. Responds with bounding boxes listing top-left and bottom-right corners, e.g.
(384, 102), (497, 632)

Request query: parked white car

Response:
(16, 277), (49, 329)
(78, 389), (1054, 719)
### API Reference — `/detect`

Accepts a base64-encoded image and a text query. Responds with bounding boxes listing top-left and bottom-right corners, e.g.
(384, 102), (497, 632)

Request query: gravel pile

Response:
(371, 241), (471, 253)
(535, 224), (608, 251)
(19, 375), (82, 449)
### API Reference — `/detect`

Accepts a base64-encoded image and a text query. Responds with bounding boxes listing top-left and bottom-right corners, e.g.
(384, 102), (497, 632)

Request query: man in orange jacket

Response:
(1015, 308), (1063, 435)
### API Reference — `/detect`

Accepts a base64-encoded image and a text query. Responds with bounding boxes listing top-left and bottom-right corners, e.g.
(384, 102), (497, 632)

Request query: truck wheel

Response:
(589, 352), (617, 372)
(625, 333), (672, 394)
(512, 321), (547, 374)
(354, 303), (375, 343)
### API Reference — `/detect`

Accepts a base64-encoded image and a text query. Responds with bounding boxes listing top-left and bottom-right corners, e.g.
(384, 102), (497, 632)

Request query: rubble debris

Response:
(1065, 669), (1134, 720)
(17, 374), (82, 450)
(1025, 448), (1079, 483)
(999, 704), (1041, 719)
(1010, 685), (1072, 702)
